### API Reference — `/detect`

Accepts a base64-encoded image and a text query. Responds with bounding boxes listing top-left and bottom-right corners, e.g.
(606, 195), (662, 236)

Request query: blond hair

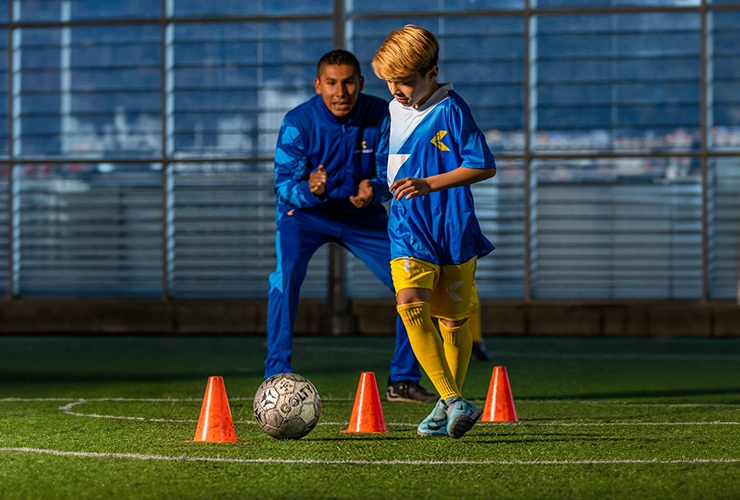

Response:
(371, 24), (439, 82)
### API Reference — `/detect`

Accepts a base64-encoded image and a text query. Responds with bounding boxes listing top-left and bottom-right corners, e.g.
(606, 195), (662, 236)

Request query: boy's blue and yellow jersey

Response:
(387, 84), (495, 265)
(273, 93), (390, 221)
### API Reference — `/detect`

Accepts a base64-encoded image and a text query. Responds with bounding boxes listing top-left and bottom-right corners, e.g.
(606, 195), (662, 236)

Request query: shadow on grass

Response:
(469, 432), (665, 445)
(315, 437), (420, 442)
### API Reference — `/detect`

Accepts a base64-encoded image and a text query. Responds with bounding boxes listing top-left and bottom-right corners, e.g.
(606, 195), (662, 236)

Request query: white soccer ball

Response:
(253, 373), (322, 439)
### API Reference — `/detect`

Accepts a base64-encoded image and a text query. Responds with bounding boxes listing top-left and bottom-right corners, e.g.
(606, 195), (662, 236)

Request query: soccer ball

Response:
(253, 373), (322, 439)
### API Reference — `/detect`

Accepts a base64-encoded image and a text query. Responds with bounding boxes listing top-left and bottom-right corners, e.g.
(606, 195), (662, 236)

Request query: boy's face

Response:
(314, 64), (364, 121)
(386, 66), (439, 109)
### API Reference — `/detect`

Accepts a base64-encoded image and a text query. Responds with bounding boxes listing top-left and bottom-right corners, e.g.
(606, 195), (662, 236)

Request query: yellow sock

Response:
(397, 302), (459, 399)
(438, 320), (473, 392)
(469, 300), (481, 343)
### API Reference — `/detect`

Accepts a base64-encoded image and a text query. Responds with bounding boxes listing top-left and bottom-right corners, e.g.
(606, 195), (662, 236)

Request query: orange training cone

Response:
(481, 366), (518, 422)
(341, 372), (389, 433)
(192, 376), (238, 442)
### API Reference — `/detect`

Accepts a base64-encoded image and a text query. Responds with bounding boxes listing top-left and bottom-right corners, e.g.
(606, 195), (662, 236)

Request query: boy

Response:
(372, 25), (497, 438)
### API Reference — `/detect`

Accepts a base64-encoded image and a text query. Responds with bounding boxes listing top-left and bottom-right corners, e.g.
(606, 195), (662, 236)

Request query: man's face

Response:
(314, 64), (364, 121)
(386, 66), (439, 109)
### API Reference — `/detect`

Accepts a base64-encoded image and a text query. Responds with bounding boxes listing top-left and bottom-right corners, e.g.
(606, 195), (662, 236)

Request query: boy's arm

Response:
(274, 120), (325, 208)
(390, 166), (495, 201)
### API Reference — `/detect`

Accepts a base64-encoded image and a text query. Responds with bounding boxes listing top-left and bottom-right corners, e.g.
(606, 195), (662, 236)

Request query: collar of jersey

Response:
(414, 83), (453, 112)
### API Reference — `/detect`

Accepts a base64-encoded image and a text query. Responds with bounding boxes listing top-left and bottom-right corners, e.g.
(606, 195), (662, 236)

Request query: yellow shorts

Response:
(391, 256), (477, 321)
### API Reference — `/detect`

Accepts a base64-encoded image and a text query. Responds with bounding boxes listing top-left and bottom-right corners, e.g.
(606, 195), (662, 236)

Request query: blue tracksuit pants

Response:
(265, 206), (421, 382)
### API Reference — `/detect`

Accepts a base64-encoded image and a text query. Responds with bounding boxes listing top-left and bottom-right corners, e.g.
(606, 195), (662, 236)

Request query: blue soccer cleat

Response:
(417, 398), (449, 437)
(445, 397), (482, 439)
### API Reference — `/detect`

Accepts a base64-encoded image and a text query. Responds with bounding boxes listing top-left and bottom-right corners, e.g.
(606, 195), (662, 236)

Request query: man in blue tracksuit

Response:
(265, 49), (437, 403)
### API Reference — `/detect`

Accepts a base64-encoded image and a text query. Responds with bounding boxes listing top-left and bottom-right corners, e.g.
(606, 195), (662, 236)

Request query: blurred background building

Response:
(1, 0), (739, 333)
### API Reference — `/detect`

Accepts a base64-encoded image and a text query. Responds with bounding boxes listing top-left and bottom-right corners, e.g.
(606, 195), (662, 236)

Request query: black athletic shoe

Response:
(386, 378), (438, 403)
(471, 340), (492, 362)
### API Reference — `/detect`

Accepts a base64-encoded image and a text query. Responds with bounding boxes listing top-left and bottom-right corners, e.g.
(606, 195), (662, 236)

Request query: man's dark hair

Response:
(317, 49), (362, 78)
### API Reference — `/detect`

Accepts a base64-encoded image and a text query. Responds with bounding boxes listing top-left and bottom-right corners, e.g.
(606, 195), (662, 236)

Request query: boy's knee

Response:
(396, 287), (431, 305)
(440, 317), (468, 328)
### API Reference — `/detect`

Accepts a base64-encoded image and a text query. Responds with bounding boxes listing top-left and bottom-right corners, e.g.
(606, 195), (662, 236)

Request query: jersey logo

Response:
(431, 130), (450, 152)
(445, 281), (464, 301)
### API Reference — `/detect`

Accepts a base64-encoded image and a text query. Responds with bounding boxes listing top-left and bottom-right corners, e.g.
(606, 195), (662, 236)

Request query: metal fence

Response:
(1, 1), (739, 302)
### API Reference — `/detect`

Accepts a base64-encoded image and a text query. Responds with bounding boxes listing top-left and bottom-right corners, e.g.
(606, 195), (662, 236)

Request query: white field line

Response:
(56, 399), (364, 427)
(49, 400), (740, 428)
(3, 398), (740, 427)
(1, 447), (739, 466)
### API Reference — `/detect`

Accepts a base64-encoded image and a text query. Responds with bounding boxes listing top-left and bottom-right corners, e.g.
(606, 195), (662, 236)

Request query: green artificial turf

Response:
(1, 335), (739, 499)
